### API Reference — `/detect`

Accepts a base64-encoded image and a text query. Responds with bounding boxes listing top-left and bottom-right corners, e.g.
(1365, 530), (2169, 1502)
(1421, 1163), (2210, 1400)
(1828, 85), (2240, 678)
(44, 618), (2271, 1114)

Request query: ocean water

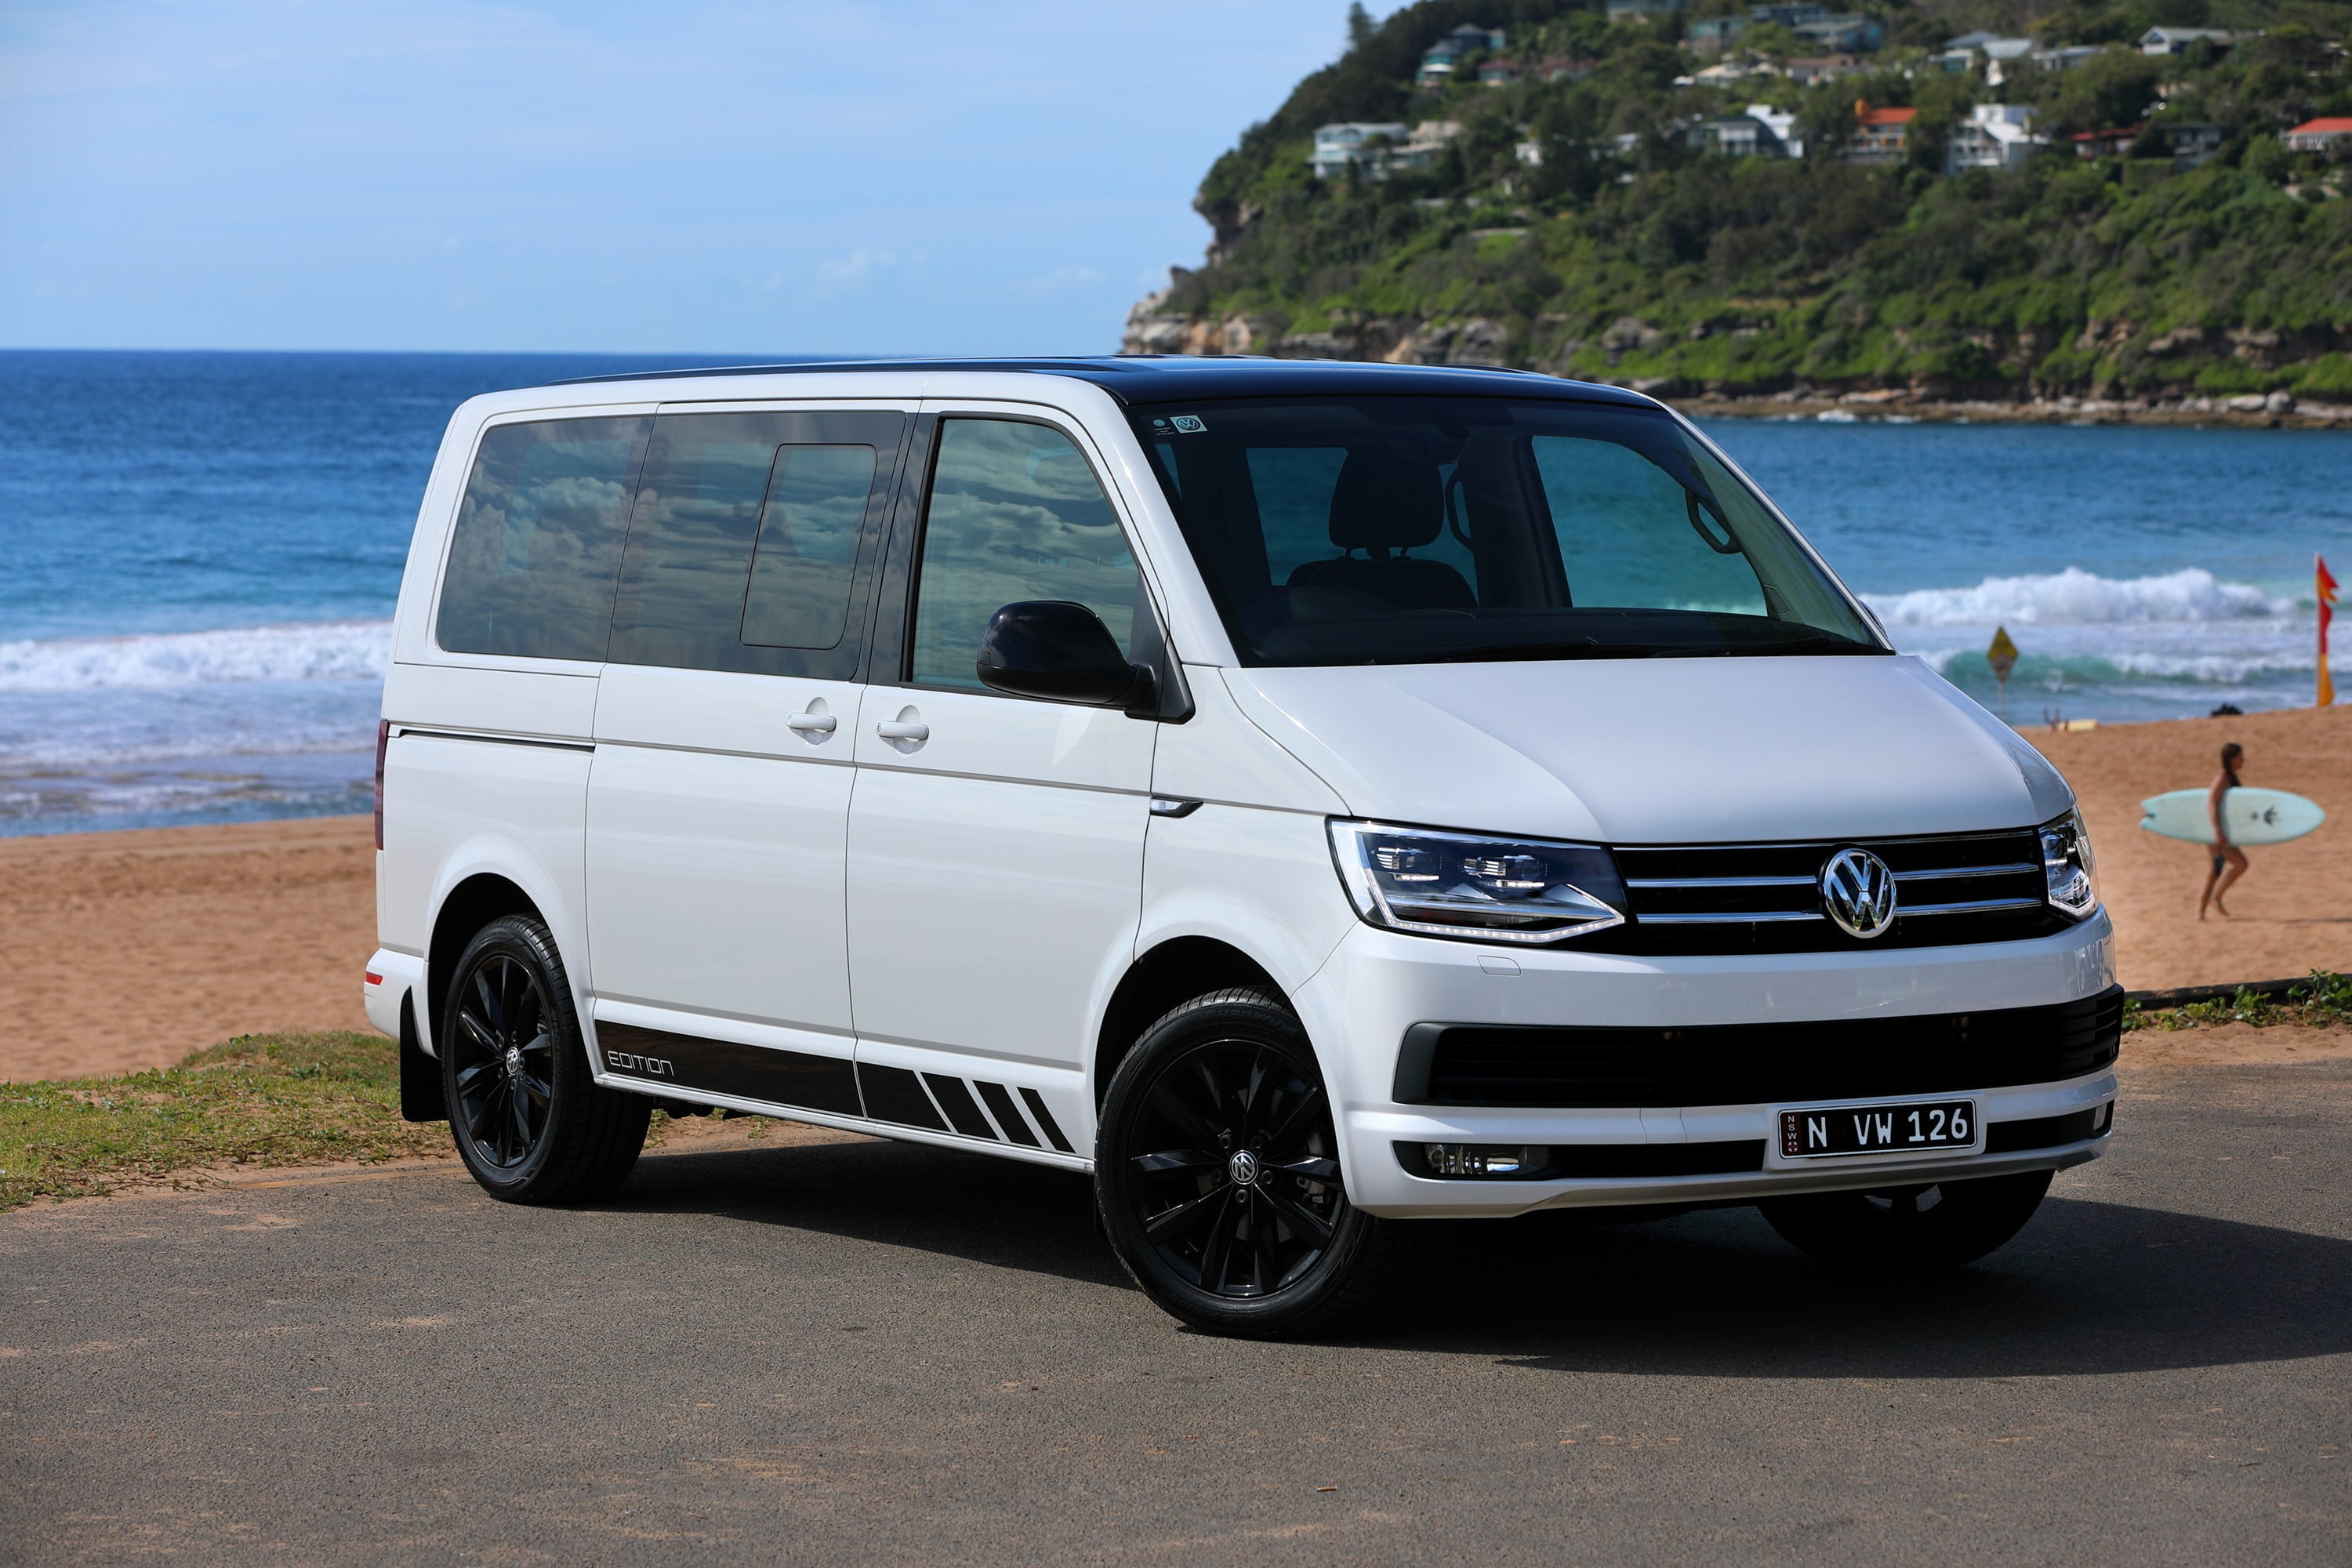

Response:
(2, 350), (2348, 838)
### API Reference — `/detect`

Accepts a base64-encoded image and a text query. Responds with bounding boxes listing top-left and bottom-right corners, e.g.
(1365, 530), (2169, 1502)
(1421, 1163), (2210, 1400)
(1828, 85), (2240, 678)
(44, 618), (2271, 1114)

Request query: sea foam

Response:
(0, 622), (391, 693)
(1863, 567), (2290, 626)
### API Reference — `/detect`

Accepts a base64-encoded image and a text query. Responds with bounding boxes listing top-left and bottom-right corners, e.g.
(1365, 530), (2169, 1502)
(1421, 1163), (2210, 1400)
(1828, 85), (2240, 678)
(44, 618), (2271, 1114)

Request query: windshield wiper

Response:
(1419, 638), (1621, 662)
(1642, 633), (1889, 658)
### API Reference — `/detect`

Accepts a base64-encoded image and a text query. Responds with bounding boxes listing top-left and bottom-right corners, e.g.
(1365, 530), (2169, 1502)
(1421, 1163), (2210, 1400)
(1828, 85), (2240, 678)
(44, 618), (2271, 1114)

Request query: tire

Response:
(1759, 1169), (2053, 1269)
(1095, 987), (1408, 1338)
(440, 914), (649, 1204)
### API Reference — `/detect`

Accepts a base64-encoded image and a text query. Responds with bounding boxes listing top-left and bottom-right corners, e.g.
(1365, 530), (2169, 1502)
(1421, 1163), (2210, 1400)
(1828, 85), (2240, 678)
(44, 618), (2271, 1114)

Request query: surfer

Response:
(2198, 742), (2248, 920)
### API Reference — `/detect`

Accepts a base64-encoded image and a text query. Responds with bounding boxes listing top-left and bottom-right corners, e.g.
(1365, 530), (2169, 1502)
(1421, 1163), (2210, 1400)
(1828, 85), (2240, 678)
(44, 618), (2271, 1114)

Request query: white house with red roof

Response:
(2284, 117), (2352, 155)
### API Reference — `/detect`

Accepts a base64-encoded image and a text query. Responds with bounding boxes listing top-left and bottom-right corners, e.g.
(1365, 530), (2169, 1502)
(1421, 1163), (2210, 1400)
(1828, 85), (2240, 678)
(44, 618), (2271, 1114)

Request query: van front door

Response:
(845, 413), (1158, 1156)
(585, 406), (904, 1119)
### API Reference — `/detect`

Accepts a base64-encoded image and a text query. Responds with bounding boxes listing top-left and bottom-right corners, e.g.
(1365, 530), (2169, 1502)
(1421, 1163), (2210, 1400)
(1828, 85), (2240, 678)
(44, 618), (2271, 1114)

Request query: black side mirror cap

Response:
(976, 601), (1145, 708)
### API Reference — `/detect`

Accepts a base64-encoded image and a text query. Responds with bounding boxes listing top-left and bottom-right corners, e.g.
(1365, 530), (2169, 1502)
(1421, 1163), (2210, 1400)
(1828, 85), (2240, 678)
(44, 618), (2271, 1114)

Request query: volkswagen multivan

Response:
(365, 358), (2115, 1336)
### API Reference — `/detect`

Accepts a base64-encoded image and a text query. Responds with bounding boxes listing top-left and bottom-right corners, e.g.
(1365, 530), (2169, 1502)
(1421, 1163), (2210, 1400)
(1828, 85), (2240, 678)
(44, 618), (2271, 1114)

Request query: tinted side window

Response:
(909, 419), (1138, 691)
(437, 416), (647, 660)
(742, 445), (877, 649)
(608, 412), (899, 674)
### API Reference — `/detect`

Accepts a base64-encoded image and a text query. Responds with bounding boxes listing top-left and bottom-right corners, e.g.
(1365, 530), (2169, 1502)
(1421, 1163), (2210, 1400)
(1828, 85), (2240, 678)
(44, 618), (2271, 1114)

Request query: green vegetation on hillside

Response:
(1137, 0), (2352, 399)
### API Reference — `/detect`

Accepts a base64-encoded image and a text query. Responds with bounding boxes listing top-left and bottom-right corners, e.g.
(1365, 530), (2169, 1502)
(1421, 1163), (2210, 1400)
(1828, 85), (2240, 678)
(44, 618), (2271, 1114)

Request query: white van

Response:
(365, 358), (2116, 1336)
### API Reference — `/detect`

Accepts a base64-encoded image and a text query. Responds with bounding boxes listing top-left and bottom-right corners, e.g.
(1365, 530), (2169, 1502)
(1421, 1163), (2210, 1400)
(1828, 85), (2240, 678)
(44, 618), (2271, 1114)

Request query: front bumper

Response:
(1294, 909), (2118, 1218)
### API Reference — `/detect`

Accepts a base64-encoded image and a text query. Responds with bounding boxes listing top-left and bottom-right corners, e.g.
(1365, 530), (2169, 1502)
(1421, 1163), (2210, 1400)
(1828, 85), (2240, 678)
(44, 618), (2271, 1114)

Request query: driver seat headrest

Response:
(1327, 447), (1442, 555)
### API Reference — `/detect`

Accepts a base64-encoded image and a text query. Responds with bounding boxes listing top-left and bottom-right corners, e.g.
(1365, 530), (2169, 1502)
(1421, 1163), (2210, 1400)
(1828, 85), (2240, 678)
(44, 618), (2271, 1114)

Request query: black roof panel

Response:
(550, 355), (1656, 408)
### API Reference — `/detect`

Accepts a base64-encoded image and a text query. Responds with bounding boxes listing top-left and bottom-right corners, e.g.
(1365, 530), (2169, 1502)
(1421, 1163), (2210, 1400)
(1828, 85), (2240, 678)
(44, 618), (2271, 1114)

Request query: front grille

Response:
(1396, 986), (2124, 1108)
(1584, 829), (2067, 955)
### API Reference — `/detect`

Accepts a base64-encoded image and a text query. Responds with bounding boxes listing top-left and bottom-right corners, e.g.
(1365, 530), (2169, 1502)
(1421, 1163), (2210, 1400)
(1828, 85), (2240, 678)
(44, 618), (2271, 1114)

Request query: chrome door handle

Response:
(875, 705), (929, 750)
(786, 710), (837, 735)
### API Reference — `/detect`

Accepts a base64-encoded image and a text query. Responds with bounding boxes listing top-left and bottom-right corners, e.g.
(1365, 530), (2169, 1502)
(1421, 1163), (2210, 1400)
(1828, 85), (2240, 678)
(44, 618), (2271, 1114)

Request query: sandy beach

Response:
(0, 815), (374, 1082)
(1, 700), (2346, 1083)
(2031, 702), (2352, 990)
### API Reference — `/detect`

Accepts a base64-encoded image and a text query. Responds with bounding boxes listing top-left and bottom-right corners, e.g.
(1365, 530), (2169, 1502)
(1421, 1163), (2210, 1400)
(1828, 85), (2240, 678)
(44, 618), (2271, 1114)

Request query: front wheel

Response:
(1759, 1169), (2053, 1269)
(441, 914), (649, 1204)
(1095, 988), (1407, 1338)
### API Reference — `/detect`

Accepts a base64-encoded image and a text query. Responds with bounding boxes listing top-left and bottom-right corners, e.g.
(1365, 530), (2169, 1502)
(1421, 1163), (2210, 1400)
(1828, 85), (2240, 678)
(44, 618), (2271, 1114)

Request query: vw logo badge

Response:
(1820, 847), (1897, 938)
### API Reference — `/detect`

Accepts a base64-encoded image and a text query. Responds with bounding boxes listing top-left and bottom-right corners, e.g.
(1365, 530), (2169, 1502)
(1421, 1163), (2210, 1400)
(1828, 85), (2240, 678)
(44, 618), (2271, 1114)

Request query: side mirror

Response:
(976, 601), (1153, 709)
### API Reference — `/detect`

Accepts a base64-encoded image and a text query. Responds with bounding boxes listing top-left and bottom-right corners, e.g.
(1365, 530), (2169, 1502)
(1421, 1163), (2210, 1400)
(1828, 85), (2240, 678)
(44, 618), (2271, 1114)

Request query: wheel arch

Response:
(1092, 937), (1284, 1108)
(425, 872), (547, 1056)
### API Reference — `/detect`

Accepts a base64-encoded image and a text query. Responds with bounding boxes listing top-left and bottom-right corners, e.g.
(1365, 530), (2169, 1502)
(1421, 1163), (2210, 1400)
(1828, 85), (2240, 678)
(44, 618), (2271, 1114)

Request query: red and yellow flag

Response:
(2321, 554), (2340, 708)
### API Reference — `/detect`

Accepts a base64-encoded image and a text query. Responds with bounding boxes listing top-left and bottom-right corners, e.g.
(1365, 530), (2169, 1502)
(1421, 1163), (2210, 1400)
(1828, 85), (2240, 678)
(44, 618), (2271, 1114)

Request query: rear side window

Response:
(909, 419), (1139, 691)
(742, 445), (877, 649)
(607, 411), (902, 675)
(437, 416), (648, 661)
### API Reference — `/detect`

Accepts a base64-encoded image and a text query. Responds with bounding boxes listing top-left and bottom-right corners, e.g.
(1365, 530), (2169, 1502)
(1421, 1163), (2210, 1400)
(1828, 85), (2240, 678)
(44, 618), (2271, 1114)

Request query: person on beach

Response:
(2198, 742), (2248, 920)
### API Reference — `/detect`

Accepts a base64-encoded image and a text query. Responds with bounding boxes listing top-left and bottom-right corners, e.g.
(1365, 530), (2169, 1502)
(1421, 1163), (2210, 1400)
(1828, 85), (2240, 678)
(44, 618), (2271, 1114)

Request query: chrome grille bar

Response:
(1624, 874), (1817, 890)
(1894, 862), (2040, 883)
(1633, 909), (1825, 925)
(1896, 895), (2049, 916)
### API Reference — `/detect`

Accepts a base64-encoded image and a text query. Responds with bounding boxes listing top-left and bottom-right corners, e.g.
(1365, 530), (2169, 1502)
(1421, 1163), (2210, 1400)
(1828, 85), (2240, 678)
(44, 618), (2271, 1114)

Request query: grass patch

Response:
(2126, 971), (2352, 1034)
(0, 1031), (449, 1213)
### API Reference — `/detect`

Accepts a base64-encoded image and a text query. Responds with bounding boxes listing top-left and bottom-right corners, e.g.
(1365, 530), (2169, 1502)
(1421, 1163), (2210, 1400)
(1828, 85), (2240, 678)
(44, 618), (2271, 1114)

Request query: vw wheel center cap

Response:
(504, 1045), (524, 1076)
(1228, 1149), (1261, 1187)
(1820, 847), (1897, 938)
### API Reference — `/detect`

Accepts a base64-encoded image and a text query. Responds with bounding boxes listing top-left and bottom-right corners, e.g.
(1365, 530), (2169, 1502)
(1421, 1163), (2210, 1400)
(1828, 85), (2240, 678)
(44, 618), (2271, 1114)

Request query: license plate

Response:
(1777, 1098), (1980, 1160)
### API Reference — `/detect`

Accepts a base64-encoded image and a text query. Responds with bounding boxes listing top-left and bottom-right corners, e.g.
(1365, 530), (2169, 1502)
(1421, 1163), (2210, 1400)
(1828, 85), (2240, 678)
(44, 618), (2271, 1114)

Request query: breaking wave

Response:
(0, 622), (391, 693)
(1863, 567), (2292, 626)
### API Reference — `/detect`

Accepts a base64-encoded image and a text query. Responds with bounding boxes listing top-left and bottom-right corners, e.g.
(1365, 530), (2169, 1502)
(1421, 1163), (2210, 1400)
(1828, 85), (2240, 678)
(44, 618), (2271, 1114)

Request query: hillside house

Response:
(2140, 27), (2234, 56)
(1947, 103), (2045, 172)
(1690, 5), (1883, 56)
(1312, 121), (1464, 180)
(2165, 122), (2224, 168)
(1416, 23), (1507, 85)
(1603, 0), (1682, 22)
(1845, 103), (1915, 163)
(1795, 12), (1886, 53)
(1311, 122), (1408, 179)
(1937, 35), (2113, 81)
(1682, 55), (1774, 85)
(1478, 57), (1520, 85)
(1688, 104), (1804, 158)
(2285, 116), (2352, 154)
(2071, 125), (2140, 159)
(1933, 35), (2030, 72)
(1785, 53), (1863, 84)
(1538, 55), (1596, 82)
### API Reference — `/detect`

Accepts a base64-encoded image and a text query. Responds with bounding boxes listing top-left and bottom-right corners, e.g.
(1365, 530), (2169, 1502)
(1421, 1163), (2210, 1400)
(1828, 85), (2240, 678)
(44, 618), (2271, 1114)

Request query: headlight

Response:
(1327, 821), (1628, 944)
(2040, 810), (2098, 920)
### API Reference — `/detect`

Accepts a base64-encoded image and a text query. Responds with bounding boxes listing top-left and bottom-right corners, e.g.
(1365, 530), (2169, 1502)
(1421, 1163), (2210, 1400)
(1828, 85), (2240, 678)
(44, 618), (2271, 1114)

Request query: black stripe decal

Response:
(924, 1074), (998, 1140)
(975, 1081), (1040, 1147)
(597, 1022), (858, 1116)
(1020, 1086), (1074, 1153)
(858, 1063), (946, 1131)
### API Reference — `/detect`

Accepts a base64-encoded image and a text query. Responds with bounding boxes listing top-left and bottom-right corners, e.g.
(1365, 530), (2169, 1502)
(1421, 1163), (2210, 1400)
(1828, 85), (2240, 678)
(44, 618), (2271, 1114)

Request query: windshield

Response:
(1126, 396), (1884, 665)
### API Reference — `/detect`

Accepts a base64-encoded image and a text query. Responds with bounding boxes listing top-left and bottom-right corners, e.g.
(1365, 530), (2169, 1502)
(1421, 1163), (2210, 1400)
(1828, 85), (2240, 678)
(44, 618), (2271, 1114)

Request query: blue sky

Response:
(0, 2), (1391, 355)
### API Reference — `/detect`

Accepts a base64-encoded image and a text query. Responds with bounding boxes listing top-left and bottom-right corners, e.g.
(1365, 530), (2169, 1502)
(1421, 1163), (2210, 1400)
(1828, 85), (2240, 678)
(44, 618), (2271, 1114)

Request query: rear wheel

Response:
(1096, 988), (1407, 1338)
(441, 914), (648, 1203)
(1759, 1170), (2053, 1269)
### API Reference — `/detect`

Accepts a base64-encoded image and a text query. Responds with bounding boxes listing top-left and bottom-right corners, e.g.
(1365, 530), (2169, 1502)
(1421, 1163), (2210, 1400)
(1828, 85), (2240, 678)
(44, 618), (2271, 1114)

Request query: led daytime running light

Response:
(1329, 820), (1628, 946)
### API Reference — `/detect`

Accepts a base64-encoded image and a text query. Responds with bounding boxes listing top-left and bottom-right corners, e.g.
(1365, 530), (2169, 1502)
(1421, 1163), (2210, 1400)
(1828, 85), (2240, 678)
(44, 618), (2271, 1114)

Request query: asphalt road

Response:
(4, 1060), (2348, 1566)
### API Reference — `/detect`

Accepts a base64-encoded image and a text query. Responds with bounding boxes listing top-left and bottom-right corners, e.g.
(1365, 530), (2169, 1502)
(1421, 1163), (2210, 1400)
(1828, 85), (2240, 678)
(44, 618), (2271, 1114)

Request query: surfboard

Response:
(2138, 787), (2326, 846)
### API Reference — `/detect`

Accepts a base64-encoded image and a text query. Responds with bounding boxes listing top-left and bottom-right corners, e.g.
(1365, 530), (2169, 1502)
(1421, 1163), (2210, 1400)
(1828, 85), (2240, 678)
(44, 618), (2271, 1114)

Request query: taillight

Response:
(373, 719), (390, 850)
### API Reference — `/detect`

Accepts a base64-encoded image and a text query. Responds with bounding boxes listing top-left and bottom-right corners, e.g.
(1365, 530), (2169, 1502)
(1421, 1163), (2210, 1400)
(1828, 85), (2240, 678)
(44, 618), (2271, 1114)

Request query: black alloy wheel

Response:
(448, 948), (554, 1171)
(441, 914), (648, 1203)
(1097, 988), (1407, 1337)
(1759, 1168), (2054, 1269)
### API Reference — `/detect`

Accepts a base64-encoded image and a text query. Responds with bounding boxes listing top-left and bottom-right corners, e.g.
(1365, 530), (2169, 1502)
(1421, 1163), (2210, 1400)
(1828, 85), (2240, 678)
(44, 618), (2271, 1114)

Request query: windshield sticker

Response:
(1166, 414), (1207, 434)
